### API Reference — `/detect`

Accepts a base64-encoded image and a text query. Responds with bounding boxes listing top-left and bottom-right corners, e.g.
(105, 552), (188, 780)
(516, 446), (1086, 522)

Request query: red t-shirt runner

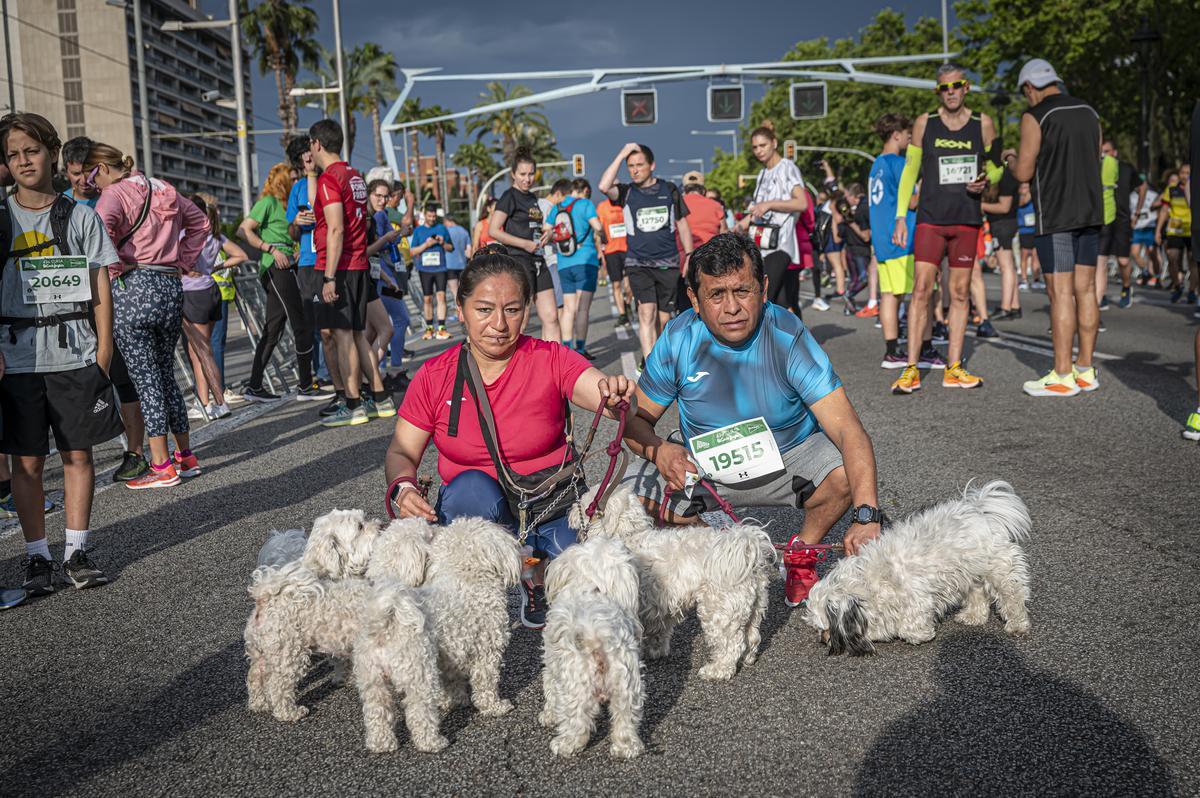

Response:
(314, 161), (369, 271)
(398, 337), (592, 484)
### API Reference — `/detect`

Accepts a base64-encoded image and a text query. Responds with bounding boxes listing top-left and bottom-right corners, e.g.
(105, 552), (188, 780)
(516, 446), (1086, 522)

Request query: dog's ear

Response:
(301, 521), (344, 578)
(606, 547), (641, 616)
(344, 517), (382, 577)
(826, 598), (875, 657)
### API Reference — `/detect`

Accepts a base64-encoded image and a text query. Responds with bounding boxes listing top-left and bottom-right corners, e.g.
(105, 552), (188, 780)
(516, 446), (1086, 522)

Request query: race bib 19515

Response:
(19, 256), (90, 304)
(689, 417), (785, 483)
(938, 154), (977, 185)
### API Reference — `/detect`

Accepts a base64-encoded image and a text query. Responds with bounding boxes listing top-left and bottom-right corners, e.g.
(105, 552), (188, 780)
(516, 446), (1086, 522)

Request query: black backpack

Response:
(812, 208), (834, 252)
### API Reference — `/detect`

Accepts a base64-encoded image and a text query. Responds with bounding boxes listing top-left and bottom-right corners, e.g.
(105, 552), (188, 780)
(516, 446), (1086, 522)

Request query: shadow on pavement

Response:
(853, 633), (1176, 796)
(1104, 351), (1195, 424)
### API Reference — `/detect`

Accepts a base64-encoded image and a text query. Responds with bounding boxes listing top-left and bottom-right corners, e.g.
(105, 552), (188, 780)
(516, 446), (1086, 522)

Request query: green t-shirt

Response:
(248, 194), (293, 274)
(1101, 155), (1118, 226)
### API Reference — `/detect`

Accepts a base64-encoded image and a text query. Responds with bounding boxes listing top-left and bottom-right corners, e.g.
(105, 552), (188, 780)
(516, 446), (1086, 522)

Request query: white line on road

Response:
(620, 351), (639, 381)
(987, 331), (1120, 362)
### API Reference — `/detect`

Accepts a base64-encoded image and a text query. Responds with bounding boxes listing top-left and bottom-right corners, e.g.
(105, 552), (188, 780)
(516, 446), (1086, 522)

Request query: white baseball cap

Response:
(1017, 58), (1060, 90)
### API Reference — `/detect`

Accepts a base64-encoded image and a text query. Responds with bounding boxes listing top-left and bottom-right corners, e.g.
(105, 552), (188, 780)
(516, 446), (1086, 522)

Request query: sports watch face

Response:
(854, 505), (878, 524)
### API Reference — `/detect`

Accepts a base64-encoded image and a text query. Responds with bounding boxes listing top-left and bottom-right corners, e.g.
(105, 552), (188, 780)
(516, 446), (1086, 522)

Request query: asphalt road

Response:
(2, 273), (1197, 797)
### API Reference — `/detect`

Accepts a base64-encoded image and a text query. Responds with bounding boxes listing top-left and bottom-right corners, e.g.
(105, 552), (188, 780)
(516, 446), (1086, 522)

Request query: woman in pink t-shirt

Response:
(386, 247), (636, 628)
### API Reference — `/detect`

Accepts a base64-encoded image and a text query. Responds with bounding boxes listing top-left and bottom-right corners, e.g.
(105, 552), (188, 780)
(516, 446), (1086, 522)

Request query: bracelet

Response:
(386, 476), (420, 517)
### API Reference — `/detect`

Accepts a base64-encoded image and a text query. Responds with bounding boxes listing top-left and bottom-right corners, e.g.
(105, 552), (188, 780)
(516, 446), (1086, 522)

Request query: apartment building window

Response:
(56, 0), (85, 139)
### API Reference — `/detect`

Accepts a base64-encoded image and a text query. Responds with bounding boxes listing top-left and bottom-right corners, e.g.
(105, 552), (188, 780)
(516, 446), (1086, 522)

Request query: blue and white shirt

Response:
(639, 303), (842, 453)
(868, 152), (916, 262)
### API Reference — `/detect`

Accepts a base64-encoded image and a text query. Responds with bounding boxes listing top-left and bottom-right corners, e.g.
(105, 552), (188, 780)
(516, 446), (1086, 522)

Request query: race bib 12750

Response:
(635, 206), (669, 233)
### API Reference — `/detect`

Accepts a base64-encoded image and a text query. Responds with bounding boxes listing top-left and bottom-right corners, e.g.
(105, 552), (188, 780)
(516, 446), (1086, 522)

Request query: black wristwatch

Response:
(322, 276), (335, 284)
(851, 504), (882, 525)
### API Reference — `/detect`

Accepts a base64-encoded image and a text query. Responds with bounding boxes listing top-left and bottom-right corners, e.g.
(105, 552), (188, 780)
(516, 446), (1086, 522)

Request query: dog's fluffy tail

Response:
(257, 528), (307, 569)
(965, 480), (1032, 544)
(247, 560), (324, 603)
(361, 581), (430, 642)
(704, 525), (777, 586)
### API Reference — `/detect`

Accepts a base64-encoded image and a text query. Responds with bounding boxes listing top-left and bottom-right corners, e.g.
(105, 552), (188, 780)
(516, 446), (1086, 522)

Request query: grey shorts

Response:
(624, 430), (844, 517)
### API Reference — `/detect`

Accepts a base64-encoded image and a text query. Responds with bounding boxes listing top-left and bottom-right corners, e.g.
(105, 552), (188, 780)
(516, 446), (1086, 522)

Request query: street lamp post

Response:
(2, 0), (15, 112)
(331, 0), (349, 162)
(131, 0), (153, 177)
(1131, 16), (1161, 178)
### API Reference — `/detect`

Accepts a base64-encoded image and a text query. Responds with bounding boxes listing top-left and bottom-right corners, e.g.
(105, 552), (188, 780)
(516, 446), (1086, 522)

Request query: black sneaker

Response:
(113, 451), (149, 482)
(22, 554), (56, 597)
(319, 396), (344, 417)
(617, 311), (629, 326)
(520, 580), (547, 629)
(243, 386), (280, 403)
(577, 348), (596, 361)
(976, 319), (999, 338)
(932, 322), (950, 344)
(296, 385), (326, 402)
(63, 549), (109, 590)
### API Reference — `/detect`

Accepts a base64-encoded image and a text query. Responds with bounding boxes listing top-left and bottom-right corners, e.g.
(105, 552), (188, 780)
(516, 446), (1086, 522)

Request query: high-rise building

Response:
(1, 0), (254, 212)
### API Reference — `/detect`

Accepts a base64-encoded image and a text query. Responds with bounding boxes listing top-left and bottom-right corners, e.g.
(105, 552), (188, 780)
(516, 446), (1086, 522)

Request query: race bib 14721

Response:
(938, 154), (977, 185)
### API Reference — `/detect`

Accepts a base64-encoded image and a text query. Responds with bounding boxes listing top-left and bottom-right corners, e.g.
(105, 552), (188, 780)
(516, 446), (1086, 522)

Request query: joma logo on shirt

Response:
(934, 139), (974, 150)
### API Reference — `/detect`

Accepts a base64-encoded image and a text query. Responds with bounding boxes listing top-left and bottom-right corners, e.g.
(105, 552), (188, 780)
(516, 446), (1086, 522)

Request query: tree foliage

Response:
(465, 82), (557, 166)
(239, 0), (320, 147)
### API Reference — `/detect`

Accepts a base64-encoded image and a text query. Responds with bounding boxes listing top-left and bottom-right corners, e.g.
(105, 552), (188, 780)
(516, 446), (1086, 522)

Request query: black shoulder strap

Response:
(447, 345), (467, 437)
(50, 194), (76, 258)
(117, 181), (153, 249)
(0, 194), (10, 268)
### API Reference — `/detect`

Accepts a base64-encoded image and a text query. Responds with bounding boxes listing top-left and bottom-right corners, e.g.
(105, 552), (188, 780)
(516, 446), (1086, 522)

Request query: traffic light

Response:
(707, 85), (743, 122)
(738, 175), (746, 189)
(622, 89), (657, 126)
(789, 82), (827, 120)
(783, 139), (797, 161)
(571, 153), (585, 177)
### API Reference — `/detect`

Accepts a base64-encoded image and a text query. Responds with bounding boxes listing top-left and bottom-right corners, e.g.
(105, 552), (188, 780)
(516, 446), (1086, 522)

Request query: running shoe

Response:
(1072, 365), (1099, 392)
(931, 322), (949, 344)
(173, 450), (202, 478)
(207, 402), (232, 419)
(421, 328), (434, 340)
(1171, 287), (1184, 303)
(127, 463), (182, 490)
(891, 365), (921, 394)
(880, 352), (908, 369)
(1018, 281), (1029, 292)
(976, 319), (999, 338)
(577, 348), (596, 361)
(0, 587), (26, 610)
(782, 546), (820, 607)
(368, 396), (397, 419)
(1189, 291), (1199, 305)
(0, 493), (55, 518)
(243, 386), (281, 403)
(943, 362), (982, 389)
(636, 357), (645, 374)
(435, 328), (451, 340)
(1118, 290), (1132, 309)
(1098, 295), (1110, 310)
(187, 402), (207, 421)
(63, 548), (109, 590)
(223, 388), (248, 406)
(617, 312), (629, 326)
(319, 397), (344, 417)
(918, 349), (947, 370)
(811, 297), (831, 311)
(296, 385), (327, 402)
(854, 304), (879, 319)
(1031, 280), (1046, 290)
(1022, 370), (1080, 397)
(361, 397), (378, 419)
(321, 402), (369, 427)
(113, 451), (149, 483)
(22, 555), (56, 597)
(1183, 411), (1200, 441)
(520, 580), (548, 629)
(1146, 276), (1158, 288)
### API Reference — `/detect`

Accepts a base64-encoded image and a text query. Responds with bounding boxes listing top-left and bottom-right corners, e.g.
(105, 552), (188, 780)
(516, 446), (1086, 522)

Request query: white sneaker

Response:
(208, 402), (232, 419)
(187, 402), (207, 421)
(224, 388), (247, 406)
(811, 297), (831, 311)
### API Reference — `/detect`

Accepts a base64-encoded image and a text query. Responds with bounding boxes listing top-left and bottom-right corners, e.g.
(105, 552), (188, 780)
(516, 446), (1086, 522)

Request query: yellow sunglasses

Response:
(936, 79), (969, 93)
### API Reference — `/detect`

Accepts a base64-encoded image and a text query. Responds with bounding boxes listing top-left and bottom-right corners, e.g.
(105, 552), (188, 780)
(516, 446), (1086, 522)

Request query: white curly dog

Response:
(803, 480), (1033, 656)
(539, 536), (645, 759)
(571, 485), (776, 681)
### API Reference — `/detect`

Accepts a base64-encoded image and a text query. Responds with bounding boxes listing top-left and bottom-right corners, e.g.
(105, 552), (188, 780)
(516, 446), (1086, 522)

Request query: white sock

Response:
(64, 528), (89, 561)
(867, 299), (878, 308)
(26, 537), (52, 562)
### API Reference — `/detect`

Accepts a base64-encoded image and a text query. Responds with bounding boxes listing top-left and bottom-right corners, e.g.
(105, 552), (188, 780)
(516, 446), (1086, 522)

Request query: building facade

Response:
(1, 0), (254, 213)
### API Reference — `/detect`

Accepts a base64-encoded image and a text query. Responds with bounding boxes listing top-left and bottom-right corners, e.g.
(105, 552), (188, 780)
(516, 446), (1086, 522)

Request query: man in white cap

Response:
(1012, 58), (1104, 397)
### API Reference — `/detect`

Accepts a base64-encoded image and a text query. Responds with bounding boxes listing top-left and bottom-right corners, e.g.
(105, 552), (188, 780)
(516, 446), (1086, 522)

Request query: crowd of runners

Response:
(1, 54), (1197, 612)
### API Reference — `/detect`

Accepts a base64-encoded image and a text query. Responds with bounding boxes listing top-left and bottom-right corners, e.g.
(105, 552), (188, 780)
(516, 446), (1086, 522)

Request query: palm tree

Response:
(398, 97), (425, 191)
(465, 82), (554, 165)
(353, 43), (398, 167)
(239, 0), (320, 147)
(414, 105), (458, 203)
(452, 142), (500, 195)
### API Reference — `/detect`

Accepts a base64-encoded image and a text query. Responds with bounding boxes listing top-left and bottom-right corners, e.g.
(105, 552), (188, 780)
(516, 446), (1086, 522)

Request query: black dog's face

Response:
(825, 598), (876, 657)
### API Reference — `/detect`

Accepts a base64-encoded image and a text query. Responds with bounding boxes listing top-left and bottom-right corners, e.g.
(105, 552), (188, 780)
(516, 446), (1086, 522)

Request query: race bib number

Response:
(1023, 212), (1036, 227)
(19, 256), (90, 304)
(607, 222), (627, 239)
(421, 250), (441, 267)
(635, 206), (669, 233)
(938, 154), (977, 185)
(689, 417), (785, 484)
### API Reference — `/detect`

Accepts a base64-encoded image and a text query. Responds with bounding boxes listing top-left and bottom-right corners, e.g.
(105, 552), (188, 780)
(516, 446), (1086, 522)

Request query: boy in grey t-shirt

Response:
(0, 113), (122, 596)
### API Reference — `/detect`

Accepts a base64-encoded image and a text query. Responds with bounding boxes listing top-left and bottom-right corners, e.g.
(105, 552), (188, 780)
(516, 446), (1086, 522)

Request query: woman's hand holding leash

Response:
(387, 476), (437, 522)
(596, 375), (636, 409)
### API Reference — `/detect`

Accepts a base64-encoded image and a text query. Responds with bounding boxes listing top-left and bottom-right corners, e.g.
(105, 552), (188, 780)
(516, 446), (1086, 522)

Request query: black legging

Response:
(783, 268), (804, 319)
(249, 267), (313, 390)
(763, 250), (791, 307)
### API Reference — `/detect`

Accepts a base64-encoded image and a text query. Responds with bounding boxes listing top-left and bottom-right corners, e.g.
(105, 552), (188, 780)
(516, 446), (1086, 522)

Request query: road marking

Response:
(987, 331), (1120, 361)
(615, 326), (630, 340)
(620, 351), (639, 381)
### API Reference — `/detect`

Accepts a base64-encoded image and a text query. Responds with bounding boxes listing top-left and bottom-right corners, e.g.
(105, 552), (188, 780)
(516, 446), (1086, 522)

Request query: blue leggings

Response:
(435, 470), (577, 557)
(378, 264), (410, 369)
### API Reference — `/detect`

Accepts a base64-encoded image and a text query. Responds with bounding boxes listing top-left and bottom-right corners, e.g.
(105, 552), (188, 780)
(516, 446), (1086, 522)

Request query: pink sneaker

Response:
(173, 450), (201, 478)
(127, 462), (181, 490)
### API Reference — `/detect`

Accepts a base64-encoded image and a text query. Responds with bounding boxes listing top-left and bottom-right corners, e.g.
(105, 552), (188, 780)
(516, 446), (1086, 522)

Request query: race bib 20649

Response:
(19, 256), (91, 304)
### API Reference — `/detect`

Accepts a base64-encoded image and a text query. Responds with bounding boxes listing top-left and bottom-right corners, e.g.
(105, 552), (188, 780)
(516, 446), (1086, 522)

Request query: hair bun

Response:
(761, 119), (775, 132)
(122, 155), (135, 170)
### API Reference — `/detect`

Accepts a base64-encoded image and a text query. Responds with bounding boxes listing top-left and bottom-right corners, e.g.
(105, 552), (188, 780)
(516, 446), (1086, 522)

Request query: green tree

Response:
(239, 0), (320, 147)
(958, 0), (1200, 176)
(465, 82), (555, 165)
(413, 105), (459, 203)
(301, 44), (399, 163)
(452, 141), (501, 194)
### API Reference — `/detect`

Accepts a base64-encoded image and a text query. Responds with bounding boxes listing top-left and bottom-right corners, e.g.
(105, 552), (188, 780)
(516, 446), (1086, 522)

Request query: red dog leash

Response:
(584, 399), (631, 520)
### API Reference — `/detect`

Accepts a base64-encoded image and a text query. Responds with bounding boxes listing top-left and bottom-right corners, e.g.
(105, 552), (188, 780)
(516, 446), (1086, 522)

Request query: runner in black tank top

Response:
(889, 64), (996, 395)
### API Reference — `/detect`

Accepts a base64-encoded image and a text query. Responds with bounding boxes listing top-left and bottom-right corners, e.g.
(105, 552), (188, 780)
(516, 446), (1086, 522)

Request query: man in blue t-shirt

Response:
(443, 215), (472, 322)
(61, 136), (99, 209)
(600, 143), (695, 364)
(868, 113), (943, 381)
(622, 234), (883, 601)
(548, 178), (604, 356)
(410, 207), (453, 340)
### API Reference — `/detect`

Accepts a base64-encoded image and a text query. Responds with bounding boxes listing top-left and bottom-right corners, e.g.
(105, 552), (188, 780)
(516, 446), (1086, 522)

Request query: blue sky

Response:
(206, 0), (956, 188)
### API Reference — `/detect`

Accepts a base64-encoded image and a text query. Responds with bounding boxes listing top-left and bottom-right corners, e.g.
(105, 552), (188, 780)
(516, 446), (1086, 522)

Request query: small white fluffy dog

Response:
(365, 516), (523, 716)
(257, 528), (307, 568)
(571, 486), (776, 681)
(803, 480), (1033, 656)
(351, 579), (448, 753)
(301, 508), (384, 579)
(539, 537), (645, 759)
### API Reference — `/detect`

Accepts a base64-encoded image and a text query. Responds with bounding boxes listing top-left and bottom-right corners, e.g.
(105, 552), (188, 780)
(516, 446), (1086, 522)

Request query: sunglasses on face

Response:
(84, 164), (100, 190)
(937, 79), (969, 93)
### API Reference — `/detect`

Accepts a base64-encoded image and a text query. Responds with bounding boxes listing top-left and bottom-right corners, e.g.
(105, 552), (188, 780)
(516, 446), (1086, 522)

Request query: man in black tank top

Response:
(890, 63), (996, 395)
(1013, 58), (1103, 398)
